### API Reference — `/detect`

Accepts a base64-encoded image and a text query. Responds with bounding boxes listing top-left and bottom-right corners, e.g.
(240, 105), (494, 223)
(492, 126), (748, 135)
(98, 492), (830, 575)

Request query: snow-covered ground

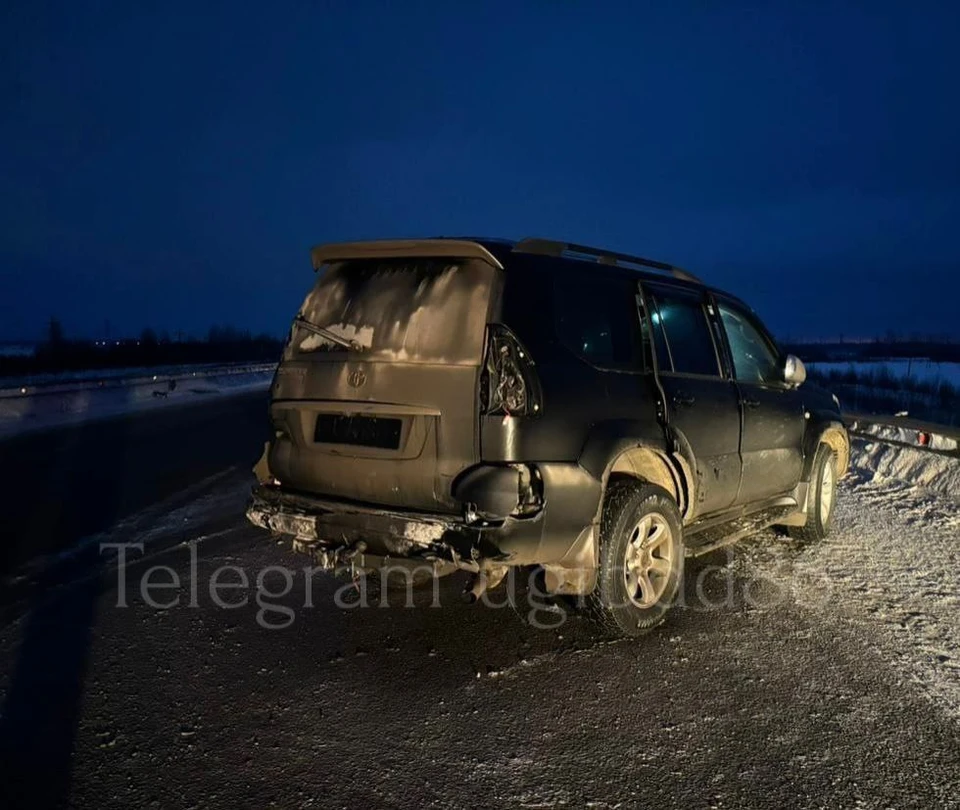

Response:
(0, 365), (274, 439)
(738, 437), (960, 716)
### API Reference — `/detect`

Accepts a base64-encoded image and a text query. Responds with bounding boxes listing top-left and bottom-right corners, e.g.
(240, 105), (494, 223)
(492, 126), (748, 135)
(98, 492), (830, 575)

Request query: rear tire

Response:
(790, 443), (837, 543)
(586, 481), (685, 637)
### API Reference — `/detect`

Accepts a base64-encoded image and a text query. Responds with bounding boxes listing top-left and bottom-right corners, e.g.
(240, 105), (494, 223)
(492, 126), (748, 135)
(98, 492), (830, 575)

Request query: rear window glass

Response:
(291, 258), (495, 365)
(554, 272), (642, 371)
(645, 285), (720, 376)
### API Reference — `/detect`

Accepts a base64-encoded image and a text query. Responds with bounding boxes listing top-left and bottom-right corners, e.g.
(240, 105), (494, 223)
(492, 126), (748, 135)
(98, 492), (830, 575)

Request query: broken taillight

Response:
(480, 325), (542, 417)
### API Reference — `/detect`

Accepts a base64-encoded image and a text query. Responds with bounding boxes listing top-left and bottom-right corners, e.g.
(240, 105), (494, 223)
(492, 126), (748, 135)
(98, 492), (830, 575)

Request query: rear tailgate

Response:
(269, 244), (501, 513)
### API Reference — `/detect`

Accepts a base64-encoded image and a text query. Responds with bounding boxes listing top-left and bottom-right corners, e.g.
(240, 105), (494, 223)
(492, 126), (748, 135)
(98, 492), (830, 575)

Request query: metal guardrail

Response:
(845, 412), (960, 460)
(0, 363), (277, 400)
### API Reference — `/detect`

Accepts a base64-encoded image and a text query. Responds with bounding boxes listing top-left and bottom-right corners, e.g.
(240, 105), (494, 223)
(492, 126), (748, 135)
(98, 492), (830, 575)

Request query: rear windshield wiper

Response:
(293, 316), (364, 352)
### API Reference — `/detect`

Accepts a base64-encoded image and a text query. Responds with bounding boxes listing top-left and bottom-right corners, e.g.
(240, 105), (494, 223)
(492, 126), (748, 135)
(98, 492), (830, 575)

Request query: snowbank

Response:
(0, 364), (275, 439)
(849, 438), (960, 504)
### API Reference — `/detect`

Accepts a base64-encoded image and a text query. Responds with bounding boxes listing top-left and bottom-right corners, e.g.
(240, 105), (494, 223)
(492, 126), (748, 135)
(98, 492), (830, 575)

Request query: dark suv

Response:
(247, 237), (849, 635)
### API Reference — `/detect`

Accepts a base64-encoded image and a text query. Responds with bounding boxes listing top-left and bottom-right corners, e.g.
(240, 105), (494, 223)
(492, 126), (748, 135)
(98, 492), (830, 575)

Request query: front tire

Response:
(791, 443), (837, 543)
(586, 481), (685, 637)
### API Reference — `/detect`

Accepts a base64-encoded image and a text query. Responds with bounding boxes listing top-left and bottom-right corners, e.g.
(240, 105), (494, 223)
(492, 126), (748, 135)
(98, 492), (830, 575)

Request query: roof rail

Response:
(311, 239), (504, 270)
(512, 237), (702, 284)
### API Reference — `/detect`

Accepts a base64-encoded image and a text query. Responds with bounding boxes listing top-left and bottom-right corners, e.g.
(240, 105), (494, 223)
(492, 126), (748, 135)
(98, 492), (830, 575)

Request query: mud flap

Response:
(253, 441), (273, 484)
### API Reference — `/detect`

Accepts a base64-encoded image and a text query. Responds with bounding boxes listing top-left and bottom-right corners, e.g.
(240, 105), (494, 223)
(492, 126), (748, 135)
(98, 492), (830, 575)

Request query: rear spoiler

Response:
(310, 239), (504, 271)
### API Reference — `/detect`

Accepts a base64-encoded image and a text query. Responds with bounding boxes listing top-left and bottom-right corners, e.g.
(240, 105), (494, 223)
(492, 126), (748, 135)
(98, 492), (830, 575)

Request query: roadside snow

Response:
(852, 441), (960, 504)
(738, 438), (960, 716)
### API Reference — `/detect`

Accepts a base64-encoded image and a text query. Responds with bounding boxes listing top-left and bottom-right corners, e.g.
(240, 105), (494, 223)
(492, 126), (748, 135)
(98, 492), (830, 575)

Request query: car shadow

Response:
(0, 392), (268, 808)
(0, 562), (102, 808)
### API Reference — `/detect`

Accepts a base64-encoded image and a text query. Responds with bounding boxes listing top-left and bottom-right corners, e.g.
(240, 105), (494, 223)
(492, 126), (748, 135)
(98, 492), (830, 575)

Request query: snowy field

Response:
(808, 359), (960, 386)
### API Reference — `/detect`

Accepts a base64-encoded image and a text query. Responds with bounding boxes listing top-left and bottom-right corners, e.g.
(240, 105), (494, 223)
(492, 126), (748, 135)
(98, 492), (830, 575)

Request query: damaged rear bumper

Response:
(245, 462), (603, 583)
(246, 484), (524, 573)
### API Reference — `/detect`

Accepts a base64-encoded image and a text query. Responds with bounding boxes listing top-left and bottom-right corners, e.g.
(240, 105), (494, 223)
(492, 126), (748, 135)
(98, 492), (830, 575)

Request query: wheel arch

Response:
(606, 448), (687, 517)
(543, 425), (693, 597)
(577, 420), (694, 519)
(803, 417), (850, 481)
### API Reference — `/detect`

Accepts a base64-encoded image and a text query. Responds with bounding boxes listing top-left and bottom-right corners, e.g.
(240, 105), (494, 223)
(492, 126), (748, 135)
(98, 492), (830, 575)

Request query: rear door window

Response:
(644, 285), (721, 377)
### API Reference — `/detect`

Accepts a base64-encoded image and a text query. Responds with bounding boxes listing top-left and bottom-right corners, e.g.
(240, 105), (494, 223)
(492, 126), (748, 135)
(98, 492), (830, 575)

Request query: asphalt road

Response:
(0, 391), (269, 578)
(1, 490), (959, 808)
(1, 402), (959, 808)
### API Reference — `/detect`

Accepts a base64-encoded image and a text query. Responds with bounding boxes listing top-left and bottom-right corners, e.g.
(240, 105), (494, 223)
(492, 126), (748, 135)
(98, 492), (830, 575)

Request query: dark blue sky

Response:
(2, 1), (959, 342)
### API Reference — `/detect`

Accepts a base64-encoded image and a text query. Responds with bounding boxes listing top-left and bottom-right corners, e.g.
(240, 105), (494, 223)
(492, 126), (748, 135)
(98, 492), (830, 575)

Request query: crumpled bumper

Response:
(246, 460), (602, 587)
(246, 484), (518, 572)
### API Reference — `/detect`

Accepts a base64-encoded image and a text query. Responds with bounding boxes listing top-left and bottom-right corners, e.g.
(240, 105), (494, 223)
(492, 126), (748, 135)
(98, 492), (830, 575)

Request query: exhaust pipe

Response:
(462, 571), (488, 604)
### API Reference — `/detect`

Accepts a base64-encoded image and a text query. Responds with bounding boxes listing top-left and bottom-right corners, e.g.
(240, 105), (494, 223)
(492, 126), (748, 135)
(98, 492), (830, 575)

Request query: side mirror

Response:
(783, 354), (807, 387)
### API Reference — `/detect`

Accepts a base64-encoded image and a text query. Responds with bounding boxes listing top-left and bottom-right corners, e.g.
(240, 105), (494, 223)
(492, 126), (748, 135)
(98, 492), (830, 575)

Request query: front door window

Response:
(716, 303), (781, 385)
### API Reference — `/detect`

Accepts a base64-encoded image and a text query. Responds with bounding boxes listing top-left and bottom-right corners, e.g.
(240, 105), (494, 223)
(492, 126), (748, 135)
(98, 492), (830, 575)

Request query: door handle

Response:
(673, 392), (696, 408)
(742, 398), (761, 409)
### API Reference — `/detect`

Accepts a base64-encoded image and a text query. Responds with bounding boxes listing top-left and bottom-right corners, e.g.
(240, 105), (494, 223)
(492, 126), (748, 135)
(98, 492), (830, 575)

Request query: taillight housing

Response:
(480, 324), (543, 417)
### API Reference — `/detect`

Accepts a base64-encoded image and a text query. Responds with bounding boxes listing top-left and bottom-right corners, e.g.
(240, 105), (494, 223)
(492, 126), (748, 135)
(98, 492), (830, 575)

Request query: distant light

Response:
(153, 375), (158, 381)
(115, 341), (120, 346)
(20, 387), (27, 394)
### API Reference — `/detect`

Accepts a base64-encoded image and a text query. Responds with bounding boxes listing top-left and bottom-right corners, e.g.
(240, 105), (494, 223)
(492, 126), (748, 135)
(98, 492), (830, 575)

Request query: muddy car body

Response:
(248, 237), (849, 635)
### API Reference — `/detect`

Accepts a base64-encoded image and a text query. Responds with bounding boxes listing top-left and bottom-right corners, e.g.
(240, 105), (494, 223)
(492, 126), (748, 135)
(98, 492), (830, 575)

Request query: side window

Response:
(717, 301), (781, 384)
(645, 285), (721, 377)
(554, 272), (642, 371)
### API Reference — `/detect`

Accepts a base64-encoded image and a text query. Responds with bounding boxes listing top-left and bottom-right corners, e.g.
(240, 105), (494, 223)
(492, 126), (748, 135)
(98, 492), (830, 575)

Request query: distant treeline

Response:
(807, 366), (959, 427)
(783, 338), (960, 425)
(783, 339), (960, 364)
(0, 320), (285, 378)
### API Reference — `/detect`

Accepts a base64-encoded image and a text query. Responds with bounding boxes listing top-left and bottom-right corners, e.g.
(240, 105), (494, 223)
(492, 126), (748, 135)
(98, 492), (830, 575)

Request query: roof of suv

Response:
(437, 236), (703, 284)
(311, 235), (710, 288)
